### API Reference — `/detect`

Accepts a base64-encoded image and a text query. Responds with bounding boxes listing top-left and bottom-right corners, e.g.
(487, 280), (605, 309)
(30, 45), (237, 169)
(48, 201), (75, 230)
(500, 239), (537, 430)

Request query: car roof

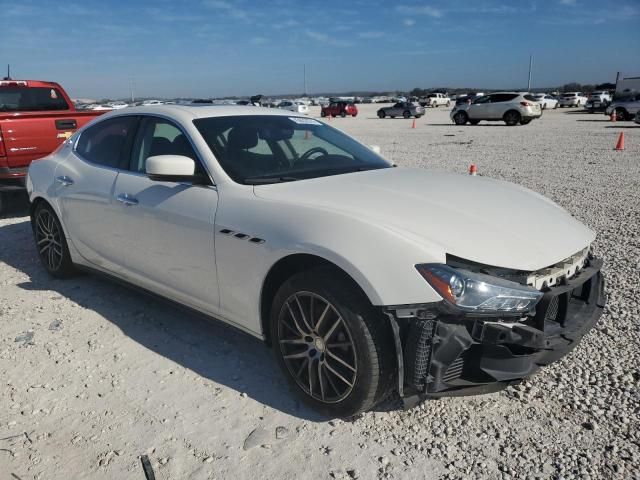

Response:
(97, 104), (302, 122)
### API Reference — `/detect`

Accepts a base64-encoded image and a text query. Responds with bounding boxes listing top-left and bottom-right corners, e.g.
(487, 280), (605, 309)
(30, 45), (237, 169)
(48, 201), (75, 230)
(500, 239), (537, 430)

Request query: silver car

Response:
(377, 102), (425, 119)
(605, 94), (640, 121)
(450, 92), (542, 126)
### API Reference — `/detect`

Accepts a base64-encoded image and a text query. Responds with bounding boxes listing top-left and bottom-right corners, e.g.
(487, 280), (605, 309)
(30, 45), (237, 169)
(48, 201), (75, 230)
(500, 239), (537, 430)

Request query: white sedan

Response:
(531, 94), (558, 110)
(277, 100), (309, 114)
(27, 105), (605, 416)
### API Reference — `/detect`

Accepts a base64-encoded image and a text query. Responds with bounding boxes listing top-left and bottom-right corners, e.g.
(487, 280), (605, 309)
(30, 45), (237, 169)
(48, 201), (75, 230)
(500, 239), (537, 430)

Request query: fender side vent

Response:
(219, 229), (234, 235)
(249, 237), (265, 244)
(234, 233), (249, 239)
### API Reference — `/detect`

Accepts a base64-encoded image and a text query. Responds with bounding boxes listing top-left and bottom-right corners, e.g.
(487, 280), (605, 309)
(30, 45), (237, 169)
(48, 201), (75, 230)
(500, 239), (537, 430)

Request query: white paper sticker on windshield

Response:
(288, 117), (322, 126)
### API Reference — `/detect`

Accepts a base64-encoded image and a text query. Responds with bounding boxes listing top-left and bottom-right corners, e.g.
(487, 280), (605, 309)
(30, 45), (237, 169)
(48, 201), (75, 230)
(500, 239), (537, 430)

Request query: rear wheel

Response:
(503, 110), (521, 126)
(403, 110), (411, 119)
(31, 203), (77, 278)
(453, 111), (468, 125)
(271, 268), (394, 417)
(340, 111), (346, 118)
(320, 110), (326, 117)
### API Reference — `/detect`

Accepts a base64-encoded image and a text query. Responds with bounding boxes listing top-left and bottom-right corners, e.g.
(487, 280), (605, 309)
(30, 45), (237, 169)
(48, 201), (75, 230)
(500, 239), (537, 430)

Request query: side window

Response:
(130, 117), (202, 175)
(493, 93), (519, 103)
(75, 116), (137, 168)
(473, 95), (492, 104)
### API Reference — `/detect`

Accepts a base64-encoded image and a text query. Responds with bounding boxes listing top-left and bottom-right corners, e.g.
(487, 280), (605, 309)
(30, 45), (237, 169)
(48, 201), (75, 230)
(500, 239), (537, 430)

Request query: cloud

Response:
(202, 0), (250, 21)
(559, 0), (576, 4)
(251, 36), (269, 45)
(304, 30), (354, 47)
(396, 5), (443, 18)
(403, 19), (416, 27)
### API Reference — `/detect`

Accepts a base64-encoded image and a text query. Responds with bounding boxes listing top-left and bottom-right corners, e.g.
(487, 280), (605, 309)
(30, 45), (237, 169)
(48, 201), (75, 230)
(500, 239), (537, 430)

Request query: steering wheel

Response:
(299, 146), (329, 163)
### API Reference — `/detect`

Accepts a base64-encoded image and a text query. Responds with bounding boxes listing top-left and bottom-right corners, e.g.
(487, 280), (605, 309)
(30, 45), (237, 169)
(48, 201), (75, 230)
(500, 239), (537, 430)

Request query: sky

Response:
(1, 0), (639, 99)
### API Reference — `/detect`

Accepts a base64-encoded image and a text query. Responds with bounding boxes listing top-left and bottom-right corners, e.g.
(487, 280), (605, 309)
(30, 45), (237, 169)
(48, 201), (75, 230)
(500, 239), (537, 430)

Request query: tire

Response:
(615, 108), (628, 121)
(453, 111), (468, 125)
(446, 101), (451, 107)
(403, 110), (410, 119)
(340, 111), (346, 118)
(553, 103), (558, 109)
(270, 267), (394, 417)
(320, 110), (326, 117)
(31, 202), (77, 278)
(503, 110), (521, 126)
(520, 119), (532, 125)
(469, 119), (480, 125)
(377, 110), (386, 119)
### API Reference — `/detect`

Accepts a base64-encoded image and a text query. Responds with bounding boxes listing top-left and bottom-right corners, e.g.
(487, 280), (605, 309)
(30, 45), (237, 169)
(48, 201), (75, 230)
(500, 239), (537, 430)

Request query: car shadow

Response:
(0, 190), (30, 219)
(605, 125), (640, 129)
(576, 119), (611, 122)
(0, 218), (334, 421)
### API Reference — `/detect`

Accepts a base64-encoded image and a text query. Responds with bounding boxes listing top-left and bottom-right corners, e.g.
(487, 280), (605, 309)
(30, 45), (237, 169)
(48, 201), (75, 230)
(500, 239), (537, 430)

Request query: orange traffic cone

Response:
(469, 164), (477, 176)
(614, 132), (625, 151)
(411, 118), (416, 129)
(610, 110), (617, 122)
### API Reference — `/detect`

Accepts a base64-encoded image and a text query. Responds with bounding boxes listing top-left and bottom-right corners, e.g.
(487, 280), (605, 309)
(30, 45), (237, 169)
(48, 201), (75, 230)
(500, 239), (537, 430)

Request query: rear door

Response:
(112, 115), (220, 313)
(55, 115), (139, 273)
(468, 95), (492, 119)
(487, 93), (519, 119)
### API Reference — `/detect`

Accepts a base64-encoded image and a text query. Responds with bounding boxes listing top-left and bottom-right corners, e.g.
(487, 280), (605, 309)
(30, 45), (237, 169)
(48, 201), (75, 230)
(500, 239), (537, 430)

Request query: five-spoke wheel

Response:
(32, 203), (77, 278)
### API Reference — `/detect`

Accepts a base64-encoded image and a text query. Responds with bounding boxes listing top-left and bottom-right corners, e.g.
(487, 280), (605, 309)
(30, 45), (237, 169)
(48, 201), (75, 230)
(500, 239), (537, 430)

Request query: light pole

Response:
(527, 55), (533, 91)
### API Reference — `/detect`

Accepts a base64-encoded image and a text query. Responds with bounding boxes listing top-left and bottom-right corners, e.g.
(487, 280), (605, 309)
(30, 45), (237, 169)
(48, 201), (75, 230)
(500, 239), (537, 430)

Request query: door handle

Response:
(55, 175), (74, 186)
(116, 193), (139, 206)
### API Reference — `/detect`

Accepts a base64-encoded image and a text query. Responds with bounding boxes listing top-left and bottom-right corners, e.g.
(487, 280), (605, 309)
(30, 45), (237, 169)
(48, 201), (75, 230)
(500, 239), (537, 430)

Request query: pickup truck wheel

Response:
(503, 110), (521, 126)
(446, 101), (451, 107)
(271, 268), (394, 417)
(377, 111), (385, 118)
(453, 111), (468, 125)
(32, 203), (77, 278)
(403, 110), (411, 119)
(320, 110), (326, 117)
(340, 111), (346, 118)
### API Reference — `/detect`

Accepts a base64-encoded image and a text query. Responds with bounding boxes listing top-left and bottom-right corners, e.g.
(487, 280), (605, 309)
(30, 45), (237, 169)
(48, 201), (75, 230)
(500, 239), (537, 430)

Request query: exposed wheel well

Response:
(29, 196), (49, 220)
(260, 254), (369, 345)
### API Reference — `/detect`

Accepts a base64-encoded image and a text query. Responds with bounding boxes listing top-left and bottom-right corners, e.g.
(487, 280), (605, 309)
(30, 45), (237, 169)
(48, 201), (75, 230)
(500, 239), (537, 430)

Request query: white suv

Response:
(450, 92), (542, 126)
(558, 92), (587, 107)
(277, 100), (309, 114)
(586, 92), (611, 111)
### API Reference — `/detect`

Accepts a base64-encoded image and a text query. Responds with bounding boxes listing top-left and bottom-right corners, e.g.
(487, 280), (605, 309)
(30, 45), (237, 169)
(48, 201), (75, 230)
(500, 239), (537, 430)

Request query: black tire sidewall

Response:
(32, 203), (76, 278)
(270, 268), (392, 417)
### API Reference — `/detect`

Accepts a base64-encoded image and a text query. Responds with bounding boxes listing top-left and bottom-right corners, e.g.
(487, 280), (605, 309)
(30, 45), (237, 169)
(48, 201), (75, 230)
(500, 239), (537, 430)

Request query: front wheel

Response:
(377, 111), (385, 118)
(453, 111), (468, 125)
(615, 108), (628, 121)
(271, 268), (394, 417)
(403, 110), (411, 119)
(320, 110), (326, 117)
(31, 203), (77, 278)
(340, 111), (346, 118)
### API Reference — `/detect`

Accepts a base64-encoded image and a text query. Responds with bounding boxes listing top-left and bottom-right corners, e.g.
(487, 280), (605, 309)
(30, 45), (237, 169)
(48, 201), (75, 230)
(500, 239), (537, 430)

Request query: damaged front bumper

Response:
(386, 257), (606, 400)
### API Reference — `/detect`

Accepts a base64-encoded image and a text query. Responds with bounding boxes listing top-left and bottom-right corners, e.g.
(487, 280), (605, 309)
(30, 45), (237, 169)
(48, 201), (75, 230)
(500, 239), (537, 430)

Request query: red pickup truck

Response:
(0, 79), (106, 193)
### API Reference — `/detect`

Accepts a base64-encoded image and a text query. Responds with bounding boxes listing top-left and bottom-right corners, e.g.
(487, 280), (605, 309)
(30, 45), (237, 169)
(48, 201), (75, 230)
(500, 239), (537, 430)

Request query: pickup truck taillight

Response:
(0, 129), (6, 158)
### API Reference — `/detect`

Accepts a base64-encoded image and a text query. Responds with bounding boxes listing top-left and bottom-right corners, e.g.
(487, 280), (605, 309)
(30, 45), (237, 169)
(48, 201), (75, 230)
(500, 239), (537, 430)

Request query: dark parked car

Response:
(377, 102), (425, 119)
(321, 101), (358, 117)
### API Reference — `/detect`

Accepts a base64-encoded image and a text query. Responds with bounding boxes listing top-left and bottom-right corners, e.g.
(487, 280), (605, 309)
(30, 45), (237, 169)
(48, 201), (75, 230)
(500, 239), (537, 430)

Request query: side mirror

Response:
(146, 155), (197, 183)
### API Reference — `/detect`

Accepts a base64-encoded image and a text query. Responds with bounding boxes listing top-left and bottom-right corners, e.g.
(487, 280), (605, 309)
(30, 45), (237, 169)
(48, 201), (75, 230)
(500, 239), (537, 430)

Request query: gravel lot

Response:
(1, 105), (638, 480)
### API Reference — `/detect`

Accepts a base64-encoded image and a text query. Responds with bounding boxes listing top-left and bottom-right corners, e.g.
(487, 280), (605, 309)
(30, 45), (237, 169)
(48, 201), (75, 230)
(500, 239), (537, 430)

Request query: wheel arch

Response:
(259, 253), (373, 345)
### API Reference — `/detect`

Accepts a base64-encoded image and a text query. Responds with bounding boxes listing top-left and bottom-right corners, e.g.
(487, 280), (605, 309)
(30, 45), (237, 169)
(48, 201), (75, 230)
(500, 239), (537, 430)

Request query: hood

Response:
(254, 168), (595, 271)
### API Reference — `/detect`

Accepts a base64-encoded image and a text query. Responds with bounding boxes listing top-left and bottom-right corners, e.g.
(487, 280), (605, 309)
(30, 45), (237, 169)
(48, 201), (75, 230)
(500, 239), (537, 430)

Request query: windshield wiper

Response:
(244, 175), (300, 185)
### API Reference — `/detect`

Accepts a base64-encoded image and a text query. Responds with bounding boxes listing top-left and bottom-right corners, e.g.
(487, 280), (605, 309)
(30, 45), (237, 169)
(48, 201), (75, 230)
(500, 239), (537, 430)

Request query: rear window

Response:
(523, 94), (538, 101)
(0, 86), (69, 112)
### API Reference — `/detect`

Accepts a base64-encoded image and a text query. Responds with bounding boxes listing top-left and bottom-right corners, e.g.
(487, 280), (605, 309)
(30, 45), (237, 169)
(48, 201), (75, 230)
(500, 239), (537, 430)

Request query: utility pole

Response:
(527, 55), (533, 91)
(3, 64), (10, 80)
(303, 64), (308, 97)
(129, 77), (135, 104)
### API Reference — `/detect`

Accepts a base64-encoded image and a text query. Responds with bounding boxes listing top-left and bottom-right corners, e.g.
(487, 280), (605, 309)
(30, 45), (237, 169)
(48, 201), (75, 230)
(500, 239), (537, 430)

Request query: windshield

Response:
(0, 86), (68, 112)
(193, 115), (391, 184)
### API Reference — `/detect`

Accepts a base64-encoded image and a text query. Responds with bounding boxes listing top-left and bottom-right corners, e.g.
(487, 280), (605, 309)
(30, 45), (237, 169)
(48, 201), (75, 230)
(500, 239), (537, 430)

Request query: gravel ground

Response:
(1, 105), (638, 480)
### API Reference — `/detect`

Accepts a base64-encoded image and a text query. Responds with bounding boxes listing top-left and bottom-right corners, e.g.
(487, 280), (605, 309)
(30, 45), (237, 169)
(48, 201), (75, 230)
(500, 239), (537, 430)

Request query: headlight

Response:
(416, 264), (543, 314)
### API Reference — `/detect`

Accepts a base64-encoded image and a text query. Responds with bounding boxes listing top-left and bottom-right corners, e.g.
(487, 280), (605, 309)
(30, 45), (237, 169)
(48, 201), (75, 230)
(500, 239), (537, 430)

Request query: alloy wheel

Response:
(35, 209), (63, 271)
(277, 291), (357, 403)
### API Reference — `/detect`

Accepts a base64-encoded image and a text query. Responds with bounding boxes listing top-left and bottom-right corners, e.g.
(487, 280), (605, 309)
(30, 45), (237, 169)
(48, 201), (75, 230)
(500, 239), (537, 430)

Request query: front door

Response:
(113, 116), (220, 313)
